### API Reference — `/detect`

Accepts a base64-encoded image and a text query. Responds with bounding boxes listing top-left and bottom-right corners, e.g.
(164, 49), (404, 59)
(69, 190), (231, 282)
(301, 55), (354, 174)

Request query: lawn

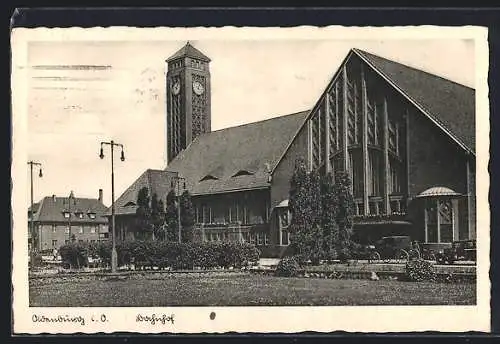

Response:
(29, 273), (476, 307)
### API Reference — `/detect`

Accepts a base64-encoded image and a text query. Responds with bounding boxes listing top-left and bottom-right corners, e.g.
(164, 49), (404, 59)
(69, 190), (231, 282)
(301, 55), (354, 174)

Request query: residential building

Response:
(28, 189), (109, 251)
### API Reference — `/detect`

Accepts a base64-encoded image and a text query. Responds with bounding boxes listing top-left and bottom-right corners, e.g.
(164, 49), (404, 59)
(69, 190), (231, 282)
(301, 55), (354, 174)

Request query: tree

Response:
(150, 193), (166, 241)
(334, 171), (355, 262)
(320, 172), (338, 260)
(288, 157), (314, 263)
(164, 189), (178, 242)
(307, 169), (323, 264)
(180, 190), (195, 242)
(135, 187), (152, 240)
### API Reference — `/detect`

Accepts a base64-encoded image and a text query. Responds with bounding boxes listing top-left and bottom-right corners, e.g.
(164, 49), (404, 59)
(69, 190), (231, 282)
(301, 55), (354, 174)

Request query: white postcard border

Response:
(11, 25), (491, 334)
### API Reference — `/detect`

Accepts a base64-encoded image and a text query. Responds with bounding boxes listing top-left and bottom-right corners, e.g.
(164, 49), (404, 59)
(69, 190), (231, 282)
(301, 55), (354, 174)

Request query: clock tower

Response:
(166, 42), (211, 164)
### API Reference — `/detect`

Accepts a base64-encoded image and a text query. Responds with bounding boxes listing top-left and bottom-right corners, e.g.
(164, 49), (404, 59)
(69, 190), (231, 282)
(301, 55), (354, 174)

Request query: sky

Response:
(26, 37), (475, 206)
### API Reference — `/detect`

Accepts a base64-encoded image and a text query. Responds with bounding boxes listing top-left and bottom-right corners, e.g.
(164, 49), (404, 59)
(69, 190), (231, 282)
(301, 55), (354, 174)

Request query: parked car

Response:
(435, 239), (476, 264)
(351, 243), (380, 261)
(373, 236), (420, 261)
(415, 242), (452, 261)
(352, 236), (420, 262)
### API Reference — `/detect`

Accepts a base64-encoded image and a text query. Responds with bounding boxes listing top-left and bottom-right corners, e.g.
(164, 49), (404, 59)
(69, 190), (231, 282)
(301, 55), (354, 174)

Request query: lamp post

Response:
(171, 176), (186, 243)
(99, 140), (125, 273)
(27, 161), (42, 269)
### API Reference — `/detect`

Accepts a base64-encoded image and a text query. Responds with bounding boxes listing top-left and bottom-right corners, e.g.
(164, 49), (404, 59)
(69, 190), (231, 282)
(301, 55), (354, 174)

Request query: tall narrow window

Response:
(389, 158), (402, 195)
(230, 202), (238, 223)
(203, 205), (211, 224)
(279, 210), (290, 246)
(426, 201), (438, 242)
(367, 99), (376, 146)
(311, 111), (321, 169)
(439, 200), (453, 243)
(347, 81), (357, 146)
(349, 150), (363, 198)
(368, 149), (383, 197)
(238, 202), (246, 225)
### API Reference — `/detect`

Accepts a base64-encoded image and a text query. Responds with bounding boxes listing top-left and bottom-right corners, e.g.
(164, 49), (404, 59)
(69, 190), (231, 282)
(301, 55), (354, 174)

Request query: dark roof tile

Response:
(166, 42), (211, 62)
(353, 49), (475, 154)
(31, 196), (108, 223)
(165, 111), (309, 195)
(109, 169), (178, 216)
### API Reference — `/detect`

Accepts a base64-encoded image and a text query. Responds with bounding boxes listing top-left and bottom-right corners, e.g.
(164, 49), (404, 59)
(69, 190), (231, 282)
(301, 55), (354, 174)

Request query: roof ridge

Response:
(52, 196), (100, 201)
(353, 48), (474, 91)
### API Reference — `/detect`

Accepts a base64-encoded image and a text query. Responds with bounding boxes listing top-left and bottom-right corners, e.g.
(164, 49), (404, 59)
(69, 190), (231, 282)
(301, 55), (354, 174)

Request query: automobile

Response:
(352, 236), (420, 262)
(373, 236), (420, 262)
(435, 239), (476, 264)
(351, 243), (380, 262)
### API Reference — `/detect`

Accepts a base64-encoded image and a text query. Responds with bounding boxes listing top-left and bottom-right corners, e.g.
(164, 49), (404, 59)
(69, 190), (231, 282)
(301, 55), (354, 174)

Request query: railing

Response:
(353, 195), (407, 222)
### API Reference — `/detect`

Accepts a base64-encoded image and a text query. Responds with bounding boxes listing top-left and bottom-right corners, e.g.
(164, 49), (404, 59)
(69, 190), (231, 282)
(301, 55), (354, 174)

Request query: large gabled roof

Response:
(166, 42), (211, 63)
(109, 169), (179, 216)
(165, 110), (309, 195)
(30, 196), (108, 223)
(353, 49), (475, 154)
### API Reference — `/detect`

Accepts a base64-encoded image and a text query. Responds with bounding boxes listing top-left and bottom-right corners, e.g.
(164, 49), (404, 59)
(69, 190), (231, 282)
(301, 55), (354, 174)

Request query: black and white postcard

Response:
(11, 25), (490, 333)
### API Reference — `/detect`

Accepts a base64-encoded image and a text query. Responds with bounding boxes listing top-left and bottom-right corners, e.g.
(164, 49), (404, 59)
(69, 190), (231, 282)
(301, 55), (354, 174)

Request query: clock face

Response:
(193, 81), (205, 95)
(172, 81), (180, 95)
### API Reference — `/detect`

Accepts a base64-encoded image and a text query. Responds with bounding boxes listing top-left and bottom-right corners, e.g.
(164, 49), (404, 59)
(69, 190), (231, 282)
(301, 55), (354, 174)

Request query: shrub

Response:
(275, 256), (301, 277)
(65, 240), (260, 270)
(59, 243), (89, 268)
(32, 253), (44, 267)
(405, 259), (436, 282)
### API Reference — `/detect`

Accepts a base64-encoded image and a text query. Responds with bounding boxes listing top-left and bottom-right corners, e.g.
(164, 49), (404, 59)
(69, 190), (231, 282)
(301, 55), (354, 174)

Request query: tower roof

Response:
(166, 42), (211, 63)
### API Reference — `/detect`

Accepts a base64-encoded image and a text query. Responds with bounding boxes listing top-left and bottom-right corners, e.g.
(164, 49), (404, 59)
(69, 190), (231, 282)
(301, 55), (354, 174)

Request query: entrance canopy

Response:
(415, 186), (462, 198)
(274, 199), (289, 209)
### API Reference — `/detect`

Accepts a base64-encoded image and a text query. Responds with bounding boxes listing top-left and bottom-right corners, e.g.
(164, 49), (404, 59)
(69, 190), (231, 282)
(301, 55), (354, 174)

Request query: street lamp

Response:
(171, 176), (186, 243)
(99, 140), (125, 273)
(27, 161), (43, 269)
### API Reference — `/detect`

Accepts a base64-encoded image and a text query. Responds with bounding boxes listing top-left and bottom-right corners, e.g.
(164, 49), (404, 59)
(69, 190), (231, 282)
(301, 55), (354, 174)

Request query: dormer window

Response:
(200, 175), (218, 182)
(124, 201), (136, 207)
(232, 170), (254, 178)
(62, 210), (70, 219)
(87, 210), (97, 219)
(75, 211), (84, 219)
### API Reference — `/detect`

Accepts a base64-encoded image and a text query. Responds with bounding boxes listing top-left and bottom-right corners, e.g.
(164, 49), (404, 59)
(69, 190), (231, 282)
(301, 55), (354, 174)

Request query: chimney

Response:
(98, 189), (103, 203)
(52, 194), (56, 202)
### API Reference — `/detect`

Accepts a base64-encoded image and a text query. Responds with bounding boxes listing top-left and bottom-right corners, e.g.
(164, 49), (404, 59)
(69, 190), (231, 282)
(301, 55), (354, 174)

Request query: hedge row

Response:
(59, 241), (260, 270)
